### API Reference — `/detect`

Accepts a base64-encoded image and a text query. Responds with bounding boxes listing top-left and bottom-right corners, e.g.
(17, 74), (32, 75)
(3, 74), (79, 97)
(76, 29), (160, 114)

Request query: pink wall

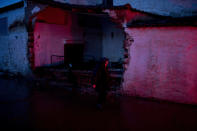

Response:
(34, 8), (83, 67)
(123, 26), (197, 104)
(34, 23), (67, 67)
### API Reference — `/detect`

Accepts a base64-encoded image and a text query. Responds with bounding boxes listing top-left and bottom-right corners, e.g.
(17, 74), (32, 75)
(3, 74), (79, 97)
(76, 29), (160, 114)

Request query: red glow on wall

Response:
(36, 7), (68, 25)
(33, 6), (83, 67)
(123, 26), (197, 104)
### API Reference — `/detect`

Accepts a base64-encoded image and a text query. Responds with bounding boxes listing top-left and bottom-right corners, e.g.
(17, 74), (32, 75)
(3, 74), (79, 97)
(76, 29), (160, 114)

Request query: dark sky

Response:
(2, 0), (196, 17)
(114, 0), (197, 17)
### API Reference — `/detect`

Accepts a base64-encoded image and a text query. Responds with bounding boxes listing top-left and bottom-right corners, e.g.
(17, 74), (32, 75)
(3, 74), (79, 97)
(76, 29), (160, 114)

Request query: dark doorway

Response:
(64, 44), (84, 68)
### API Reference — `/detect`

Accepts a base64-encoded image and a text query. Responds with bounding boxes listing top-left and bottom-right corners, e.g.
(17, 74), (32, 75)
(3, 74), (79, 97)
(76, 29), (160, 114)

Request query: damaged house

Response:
(0, 0), (197, 105)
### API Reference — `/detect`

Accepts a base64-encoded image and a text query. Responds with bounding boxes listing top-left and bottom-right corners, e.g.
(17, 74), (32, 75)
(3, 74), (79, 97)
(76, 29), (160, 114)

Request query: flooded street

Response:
(0, 76), (197, 131)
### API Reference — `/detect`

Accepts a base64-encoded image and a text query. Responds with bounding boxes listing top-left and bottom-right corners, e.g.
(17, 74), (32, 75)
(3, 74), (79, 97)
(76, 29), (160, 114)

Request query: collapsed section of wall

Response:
(106, 6), (197, 105)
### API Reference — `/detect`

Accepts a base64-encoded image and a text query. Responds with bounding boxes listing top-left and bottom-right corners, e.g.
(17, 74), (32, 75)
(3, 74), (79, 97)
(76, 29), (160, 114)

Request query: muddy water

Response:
(0, 77), (197, 130)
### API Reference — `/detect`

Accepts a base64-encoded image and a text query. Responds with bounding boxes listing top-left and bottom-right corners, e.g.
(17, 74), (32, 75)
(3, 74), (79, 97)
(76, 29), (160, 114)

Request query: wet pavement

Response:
(0, 77), (197, 131)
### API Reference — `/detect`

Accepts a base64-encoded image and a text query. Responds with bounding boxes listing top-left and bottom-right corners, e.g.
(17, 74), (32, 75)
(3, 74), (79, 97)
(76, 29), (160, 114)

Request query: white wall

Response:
(102, 19), (124, 62)
(0, 7), (30, 75)
(83, 28), (102, 61)
(83, 16), (125, 62)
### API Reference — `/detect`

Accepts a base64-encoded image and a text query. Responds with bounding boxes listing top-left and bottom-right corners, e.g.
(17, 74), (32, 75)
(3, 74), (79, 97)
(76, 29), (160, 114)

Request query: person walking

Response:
(93, 58), (110, 110)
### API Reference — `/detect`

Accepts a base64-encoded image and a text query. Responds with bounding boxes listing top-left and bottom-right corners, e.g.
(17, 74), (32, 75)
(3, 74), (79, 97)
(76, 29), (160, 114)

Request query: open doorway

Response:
(31, 6), (125, 90)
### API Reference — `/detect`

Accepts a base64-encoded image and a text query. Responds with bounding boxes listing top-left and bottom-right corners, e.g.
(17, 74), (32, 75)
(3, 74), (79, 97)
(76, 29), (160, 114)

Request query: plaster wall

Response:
(0, 7), (30, 75)
(82, 16), (125, 62)
(83, 27), (102, 61)
(34, 12), (84, 67)
(102, 19), (124, 62)
(34, 23), (67, 67)
(123, 26), (197, 104)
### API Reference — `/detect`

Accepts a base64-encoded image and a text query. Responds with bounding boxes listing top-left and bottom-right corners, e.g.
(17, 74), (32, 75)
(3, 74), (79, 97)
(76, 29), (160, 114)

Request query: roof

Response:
(127, 16), (197, 27)
(110, 5), (197, 27)
(0, 0), (24, 13)
(0, 0), (23, 8)
(24, 0), (197, 27)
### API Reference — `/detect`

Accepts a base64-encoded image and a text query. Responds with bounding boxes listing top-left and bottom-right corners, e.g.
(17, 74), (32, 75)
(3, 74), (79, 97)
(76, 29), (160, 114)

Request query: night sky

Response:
(114, 0), (197, 17)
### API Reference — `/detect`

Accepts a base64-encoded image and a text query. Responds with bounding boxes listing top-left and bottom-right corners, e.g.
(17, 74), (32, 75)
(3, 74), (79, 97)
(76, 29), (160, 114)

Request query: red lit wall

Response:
(34, 23), (67, 67)
(33, 7), (83, 67)
(123, 26), (197, 104)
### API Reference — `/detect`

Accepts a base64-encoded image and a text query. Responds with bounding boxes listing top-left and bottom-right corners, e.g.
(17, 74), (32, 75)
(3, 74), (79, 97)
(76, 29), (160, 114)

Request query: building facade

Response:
(0, 0), (197, 104)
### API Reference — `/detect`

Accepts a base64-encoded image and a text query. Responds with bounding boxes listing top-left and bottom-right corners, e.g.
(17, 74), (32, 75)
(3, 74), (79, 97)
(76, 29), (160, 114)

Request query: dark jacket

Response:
(95, 64), (110, 92)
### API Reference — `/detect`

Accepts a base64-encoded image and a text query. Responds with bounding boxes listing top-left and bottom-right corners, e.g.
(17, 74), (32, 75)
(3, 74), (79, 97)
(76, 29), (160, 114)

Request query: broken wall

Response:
(123, 26), (197, 104)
